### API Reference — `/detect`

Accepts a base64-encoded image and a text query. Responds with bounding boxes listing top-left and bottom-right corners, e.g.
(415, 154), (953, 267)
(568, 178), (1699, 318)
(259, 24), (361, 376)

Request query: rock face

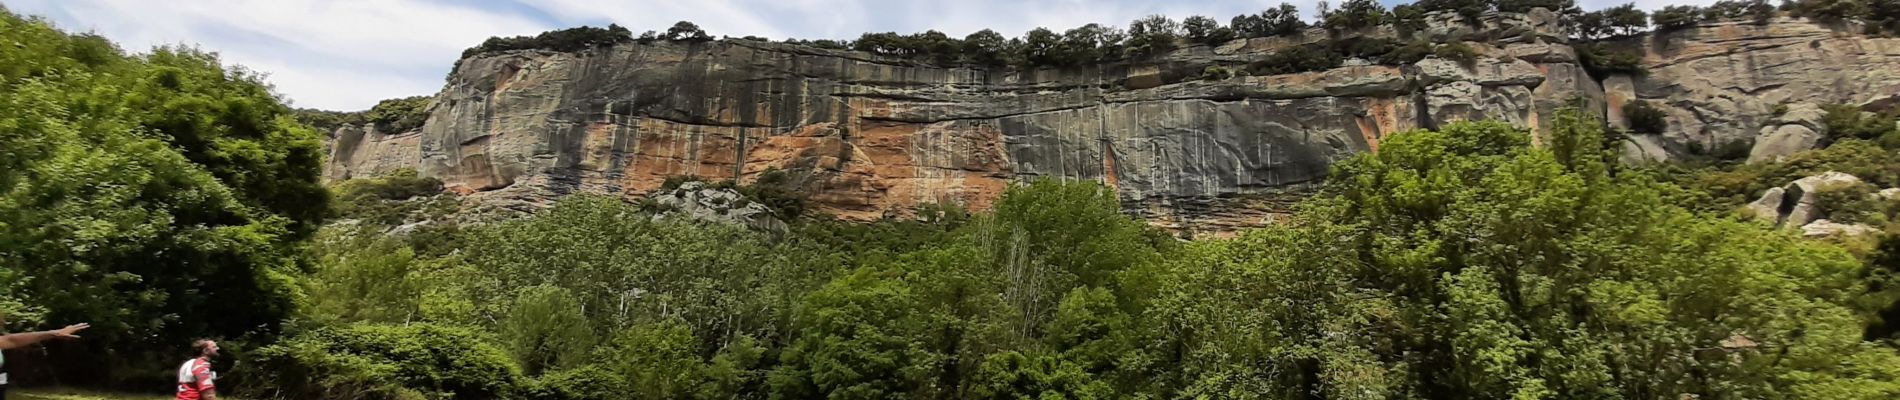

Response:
(324, 123), (423, 180)
(1608, 17), (1900, 162)
(324, 11), (1900, 233)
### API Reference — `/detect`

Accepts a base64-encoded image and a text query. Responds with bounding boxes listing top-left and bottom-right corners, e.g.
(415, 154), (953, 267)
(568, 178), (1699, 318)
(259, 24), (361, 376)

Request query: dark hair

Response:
(192, 339), (217, 356)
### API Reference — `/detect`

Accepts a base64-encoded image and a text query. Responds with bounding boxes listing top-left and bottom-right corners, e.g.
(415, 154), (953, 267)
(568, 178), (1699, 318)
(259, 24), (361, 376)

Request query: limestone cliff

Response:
(1603, 18), (1900, 163)
(324, 11), (1900, 234)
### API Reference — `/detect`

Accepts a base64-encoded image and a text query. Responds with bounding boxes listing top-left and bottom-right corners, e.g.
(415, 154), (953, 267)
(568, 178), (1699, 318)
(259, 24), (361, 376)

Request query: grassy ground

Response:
(12, 388), (179, 400)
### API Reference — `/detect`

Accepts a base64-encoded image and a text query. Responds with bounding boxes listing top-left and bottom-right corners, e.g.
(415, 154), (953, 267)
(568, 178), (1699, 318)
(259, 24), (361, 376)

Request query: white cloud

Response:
(4, 0), (1713, 111)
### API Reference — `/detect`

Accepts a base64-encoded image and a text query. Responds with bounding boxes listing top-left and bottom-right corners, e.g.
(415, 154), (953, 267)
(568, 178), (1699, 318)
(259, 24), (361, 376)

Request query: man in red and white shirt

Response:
(176, 339), (219, 400)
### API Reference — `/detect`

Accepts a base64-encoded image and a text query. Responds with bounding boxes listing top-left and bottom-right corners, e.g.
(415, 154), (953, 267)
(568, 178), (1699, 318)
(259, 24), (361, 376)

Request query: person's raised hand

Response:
(53, 322), (89, 339)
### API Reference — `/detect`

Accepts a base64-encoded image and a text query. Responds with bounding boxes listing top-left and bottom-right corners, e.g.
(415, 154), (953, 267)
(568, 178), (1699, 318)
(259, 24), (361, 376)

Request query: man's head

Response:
(193, 339), (219, 358)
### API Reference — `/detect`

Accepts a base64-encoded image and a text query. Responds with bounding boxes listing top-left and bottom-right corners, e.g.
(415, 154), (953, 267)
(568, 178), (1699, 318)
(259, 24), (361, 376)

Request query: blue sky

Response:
(3, 0), (1709, 111)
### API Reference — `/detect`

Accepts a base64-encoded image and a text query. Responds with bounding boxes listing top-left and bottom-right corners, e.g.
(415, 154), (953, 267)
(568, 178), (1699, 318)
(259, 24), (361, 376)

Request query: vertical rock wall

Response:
(323, 11), (1900, 233)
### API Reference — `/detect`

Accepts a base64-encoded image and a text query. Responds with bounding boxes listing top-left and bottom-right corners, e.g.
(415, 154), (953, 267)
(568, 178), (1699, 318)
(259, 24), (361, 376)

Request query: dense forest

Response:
(8, 2), (1900, 400)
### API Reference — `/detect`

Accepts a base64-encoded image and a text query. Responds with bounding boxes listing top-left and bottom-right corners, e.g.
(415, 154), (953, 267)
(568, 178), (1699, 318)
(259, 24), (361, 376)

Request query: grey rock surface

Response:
(321, 11), (1900, 233)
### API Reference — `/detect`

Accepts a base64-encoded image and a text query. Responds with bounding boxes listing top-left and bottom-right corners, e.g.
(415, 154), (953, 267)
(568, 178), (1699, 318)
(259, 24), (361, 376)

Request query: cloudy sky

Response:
(4, 0), (1710, 111)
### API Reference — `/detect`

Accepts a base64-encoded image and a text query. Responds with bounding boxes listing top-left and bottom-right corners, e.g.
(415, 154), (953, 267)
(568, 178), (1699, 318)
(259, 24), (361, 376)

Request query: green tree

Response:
(1232, 3), (1308, 38)
(1603, 3), (1653, 35)
(1181, 16), (1236, 46)
(1320, 0), (1391, 32)
(1653, 5), (1708, 30)
(963, 29), (1010, 66)
(1124, 15), (1181, 57)
(0, 10), (319, 383)
(501, 285), (596, 376)
(665, 21), (712, 41)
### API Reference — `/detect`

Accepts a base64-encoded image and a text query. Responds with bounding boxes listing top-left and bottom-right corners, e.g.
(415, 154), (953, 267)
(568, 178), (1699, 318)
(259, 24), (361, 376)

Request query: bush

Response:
(244, 324), (523, 400)
(366, 96), (430, 133)
(462, 24), (633, 58)
(1432, 41), (1480, 66)
(1248, 44), (1343, 75)
(523, 365), (627, 400)
(333, 169), (450, 226)
(1815, 183), (1884, 224)
(1823, 104), (1897, 142)
(1575, 43), (1645, 79)
(1624, 100), (1669, 134)
(1200, 65), (1239, 80)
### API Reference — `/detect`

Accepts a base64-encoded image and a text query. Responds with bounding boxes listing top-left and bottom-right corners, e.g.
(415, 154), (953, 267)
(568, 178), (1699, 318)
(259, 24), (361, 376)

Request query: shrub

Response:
(365, 96), (430, 133)
(244, 324), (523, 400)
(1624, 100), (1669, 134)
(1200, 65), (1239, 80)
(523, 365), (627, 400)
(332, 169), (449, 226)
(1823, 104), (1897, 142)
(1575, 43), (1645, 79)
(1432, 41), (1480, 66)
(1247, 44), (1343, 75)
(1815, 183), (1884, 224)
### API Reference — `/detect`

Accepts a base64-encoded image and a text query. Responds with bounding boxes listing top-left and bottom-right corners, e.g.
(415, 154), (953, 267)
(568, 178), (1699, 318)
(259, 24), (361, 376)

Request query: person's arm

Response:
(0, 323), (88, 350)
(192, 361), (218, 400)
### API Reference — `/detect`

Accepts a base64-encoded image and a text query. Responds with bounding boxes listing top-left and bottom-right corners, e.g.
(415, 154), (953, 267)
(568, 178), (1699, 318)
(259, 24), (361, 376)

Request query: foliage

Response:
(292, 108), (367, 133)
(243, 324), (522, 400)
(1575, 42), (1646, 79)
(330, 168), (450, 226)
(1431, 41), (1479, 65)
(1824, 103), (1899, 142)
(1706, 0), (1780, 24)
(1231, 3), (1308, 38)
(1247, 44), (1343, 75)
(664, 21), (712, 42)
(500, 285), (596, 376)
(1654, 5), (1708, 30)
(1320, 0), (1392, 32)
(365, 96), (430, 133)
(1624, 100), (1670, 134)
(1150, 111), (1900, 398)
(1663, 139), (1900, 212)
(0, 9), (322, 384)
(1181, 16), (1236, 46)
(1124, 15), (1182, 57)
(462, 24), (633, 58)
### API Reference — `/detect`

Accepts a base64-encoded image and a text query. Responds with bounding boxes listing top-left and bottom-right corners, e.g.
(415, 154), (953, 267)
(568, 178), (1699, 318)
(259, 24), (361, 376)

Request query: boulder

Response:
(1744, 187), (1787, 222)
(1801, 219), (1878, 238)
(1746, 103), (1828, 163)
(650, 181), (789, 233)
(1745, 171), (1865, 228)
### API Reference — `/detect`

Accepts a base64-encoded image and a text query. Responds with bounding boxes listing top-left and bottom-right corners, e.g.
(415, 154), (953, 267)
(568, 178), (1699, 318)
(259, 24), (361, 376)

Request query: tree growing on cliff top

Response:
(1182, 16), (1236, 46)
(1124, 15), (1181, 57)
(664, 21), (712, 41)
(1231, 3), (1308, 38)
